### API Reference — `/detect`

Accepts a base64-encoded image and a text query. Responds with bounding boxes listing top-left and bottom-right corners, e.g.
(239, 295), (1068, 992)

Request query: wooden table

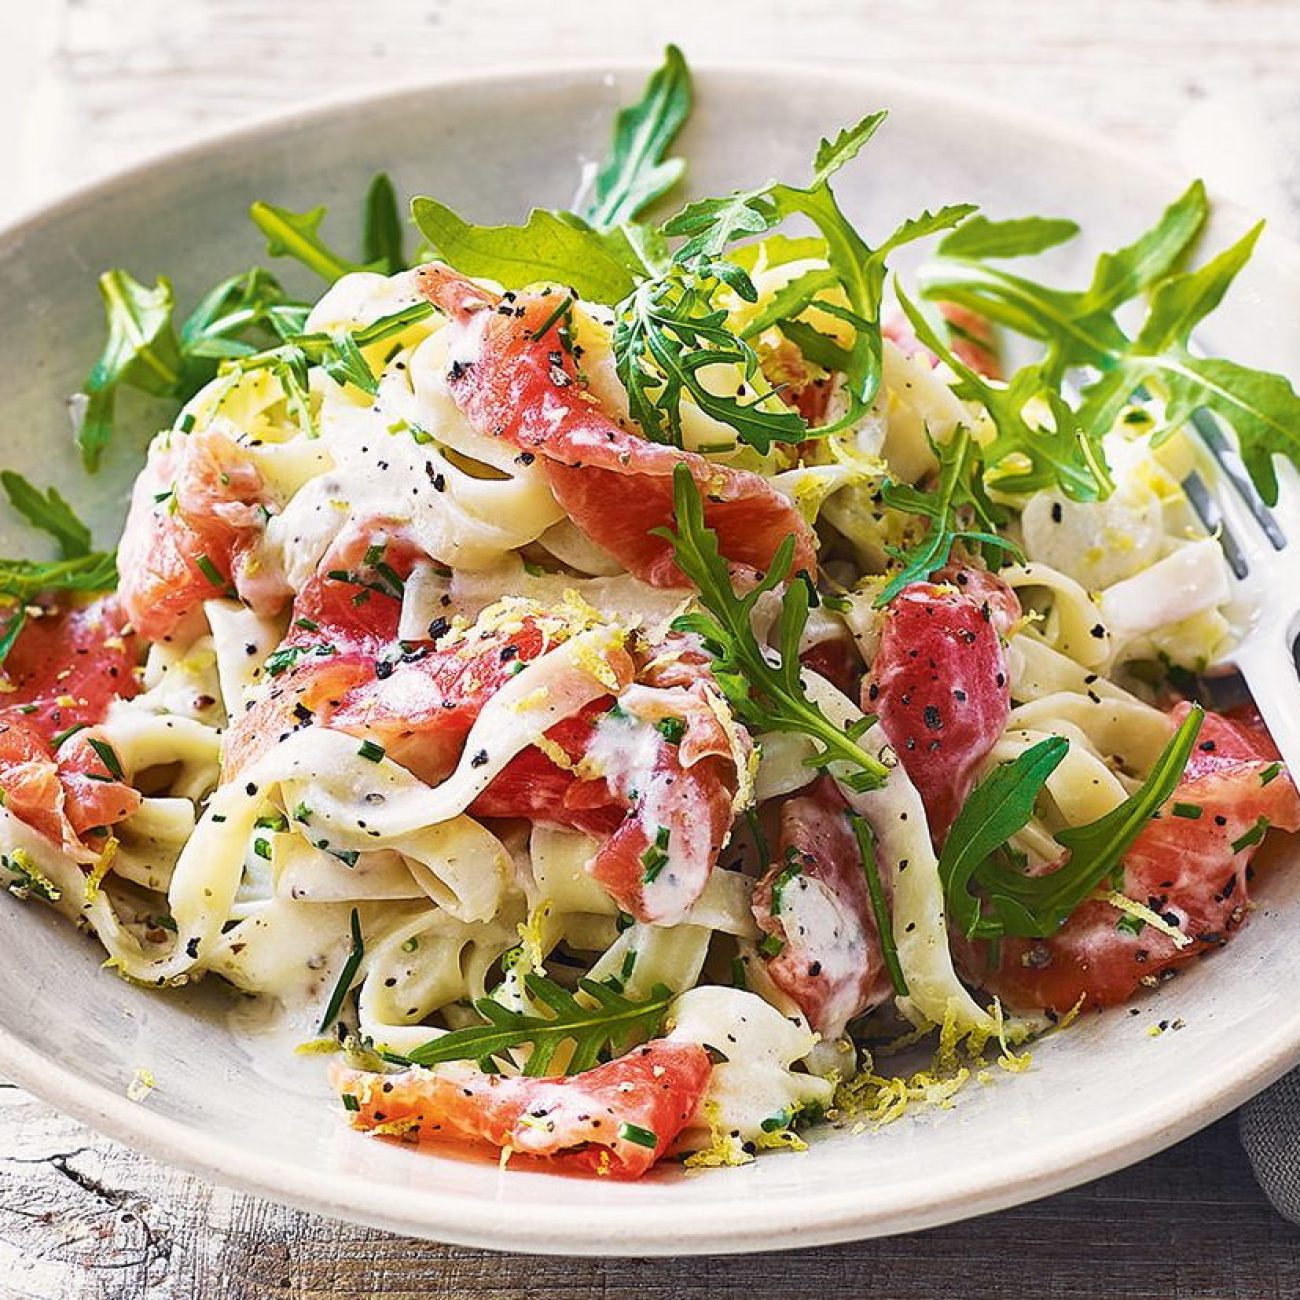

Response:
(4, 1), (1300, 1295)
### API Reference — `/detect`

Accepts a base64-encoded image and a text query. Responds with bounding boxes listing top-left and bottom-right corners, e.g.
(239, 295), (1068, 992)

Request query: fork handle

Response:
(1235, 631), (1300, 776)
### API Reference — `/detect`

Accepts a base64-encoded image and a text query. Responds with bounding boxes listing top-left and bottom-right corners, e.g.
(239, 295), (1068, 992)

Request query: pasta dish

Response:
(3, 48), (1299, 1179)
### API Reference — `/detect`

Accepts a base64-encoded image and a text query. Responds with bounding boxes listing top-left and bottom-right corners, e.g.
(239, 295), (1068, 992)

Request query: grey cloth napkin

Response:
(1241, 1077), (1300, 1223)
(1177, 88), (1300, 1224)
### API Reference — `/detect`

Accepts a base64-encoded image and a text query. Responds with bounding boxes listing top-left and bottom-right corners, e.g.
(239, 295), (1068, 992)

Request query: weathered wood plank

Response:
(2, 1082), (1298, 1299)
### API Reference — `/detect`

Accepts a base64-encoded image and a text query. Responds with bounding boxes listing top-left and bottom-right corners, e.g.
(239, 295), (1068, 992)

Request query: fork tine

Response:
(1182, 470), (1248, 579)
(1189, 409), (1287, 549)
(1184, 407), (1300, 776)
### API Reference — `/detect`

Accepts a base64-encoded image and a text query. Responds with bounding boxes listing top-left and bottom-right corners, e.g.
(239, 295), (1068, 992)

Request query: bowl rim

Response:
(4, 55), (1300, 1255)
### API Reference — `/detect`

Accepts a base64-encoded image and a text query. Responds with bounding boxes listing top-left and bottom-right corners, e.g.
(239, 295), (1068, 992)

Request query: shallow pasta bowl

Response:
(3, 59), (1300, 1255)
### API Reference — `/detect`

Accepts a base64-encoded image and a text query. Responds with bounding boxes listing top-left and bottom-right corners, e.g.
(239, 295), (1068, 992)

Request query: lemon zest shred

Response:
(83, 837), (119, 903)
(992, 998), (1033, 1073)
(532, 733), (576, 771)
(683, 1099), (753, 1169)
(1096, 889), (1192, 948)
(7, 848), (61, 902)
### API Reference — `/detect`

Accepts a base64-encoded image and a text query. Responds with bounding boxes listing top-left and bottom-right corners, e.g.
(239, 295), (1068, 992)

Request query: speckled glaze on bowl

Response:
(3, 61), (1299, 1255)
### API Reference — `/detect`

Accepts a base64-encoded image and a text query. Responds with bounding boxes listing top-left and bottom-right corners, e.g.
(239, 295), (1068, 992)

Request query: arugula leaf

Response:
(363, 172), (406, 274)
(0, 552), (119, 606)
(79, 270), (184, 469)
(927, 181), (1300, 502)
(620, 111), (970, 450)
(876, 425), (1023, 605)
(943, 705), (1205, 940)
(406, 973), (674, 1076)
(924, 181), (1207, 377)
(0, 481), (106, 664)
(811, 112), (888, 187)
(0, 608), (26, 663)
(656, 464), (889, 793)
(896, 282), (1113, 501)
(1, 473), (92, 559)
(937, 737), (1069, 938)
(410, 197), (641, 302)
(614, 273), (807, 451)
(765, 158), (972, 429)
(78, 266), (302, 468)
(249, 201), (367, 283)
(938, 214), (1080, 260)
(177, 267), (297, 363)
(583, 44), (692, 232)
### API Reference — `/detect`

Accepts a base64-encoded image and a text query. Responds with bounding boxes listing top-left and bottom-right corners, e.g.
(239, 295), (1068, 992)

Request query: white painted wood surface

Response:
(5, 1), (1300, 1295)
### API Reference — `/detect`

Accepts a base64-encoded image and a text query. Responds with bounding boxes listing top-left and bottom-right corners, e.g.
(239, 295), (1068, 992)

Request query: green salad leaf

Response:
(249, 201), (369, 283)
(410, 198), (641, 302)
(582, 44), (692, 231)
(896, 282), (1114, 502)
(937, 214), (1080, 260)
(406, 973), (674, 1076)
(657, 464), (889, 793)
(876, 425), (1023, 605)
(922, 179), (1300, 504)
(362, 172), (406, 274)
(77, 266), (301, 469)
(939, 705), (1205, 940)
(1, 472), (92, 559)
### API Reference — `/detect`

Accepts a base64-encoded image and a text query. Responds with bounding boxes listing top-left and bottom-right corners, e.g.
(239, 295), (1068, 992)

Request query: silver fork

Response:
(1183, 408), (1300, 769)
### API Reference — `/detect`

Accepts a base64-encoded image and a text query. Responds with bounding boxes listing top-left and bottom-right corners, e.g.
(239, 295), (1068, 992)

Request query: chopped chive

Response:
(401, 936), (420, 953)
(150, 914), (178, 933)
(341, 1092), (360, 1112)
(1261, 762), (1283, 787)
(177, 412), (196, 433)
(255, 812), (289, 832)
(760, 1108), (792, 1133)
(769, 860), (802, 915)
(730, 955), (747, 989)
(363, 543), (385, 566)
(620, 948), (637, 980)
(373, 562), (405, 598)
(357, 739), (385, 763)
(617, 1122), (658, 1149)
(696, 440), (736, 454)
(50, 722), (89, 750)
(293, 802), (313, 824)
(194, 553), (228, 590)
(529, 292), (574, 340)
(1231, 816), (1270, 854)
(1171, 802), (1203, 820)
(86, 737), (125, 781)
(758, 933), (785, 958)
(318, 908), (364, 1033)
(253, 838), (272, 861)
(639, 826), (671, 883)
(294, 617), (319, 632)
(1116, 912), (1145, 937)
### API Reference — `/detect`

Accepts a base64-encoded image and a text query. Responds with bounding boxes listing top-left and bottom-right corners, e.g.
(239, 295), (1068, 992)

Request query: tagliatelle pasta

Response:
(5, 48), (1300, 1182)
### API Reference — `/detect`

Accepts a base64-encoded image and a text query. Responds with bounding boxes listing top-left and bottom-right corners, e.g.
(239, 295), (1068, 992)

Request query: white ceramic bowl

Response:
(3, 61), (1300, 1255)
